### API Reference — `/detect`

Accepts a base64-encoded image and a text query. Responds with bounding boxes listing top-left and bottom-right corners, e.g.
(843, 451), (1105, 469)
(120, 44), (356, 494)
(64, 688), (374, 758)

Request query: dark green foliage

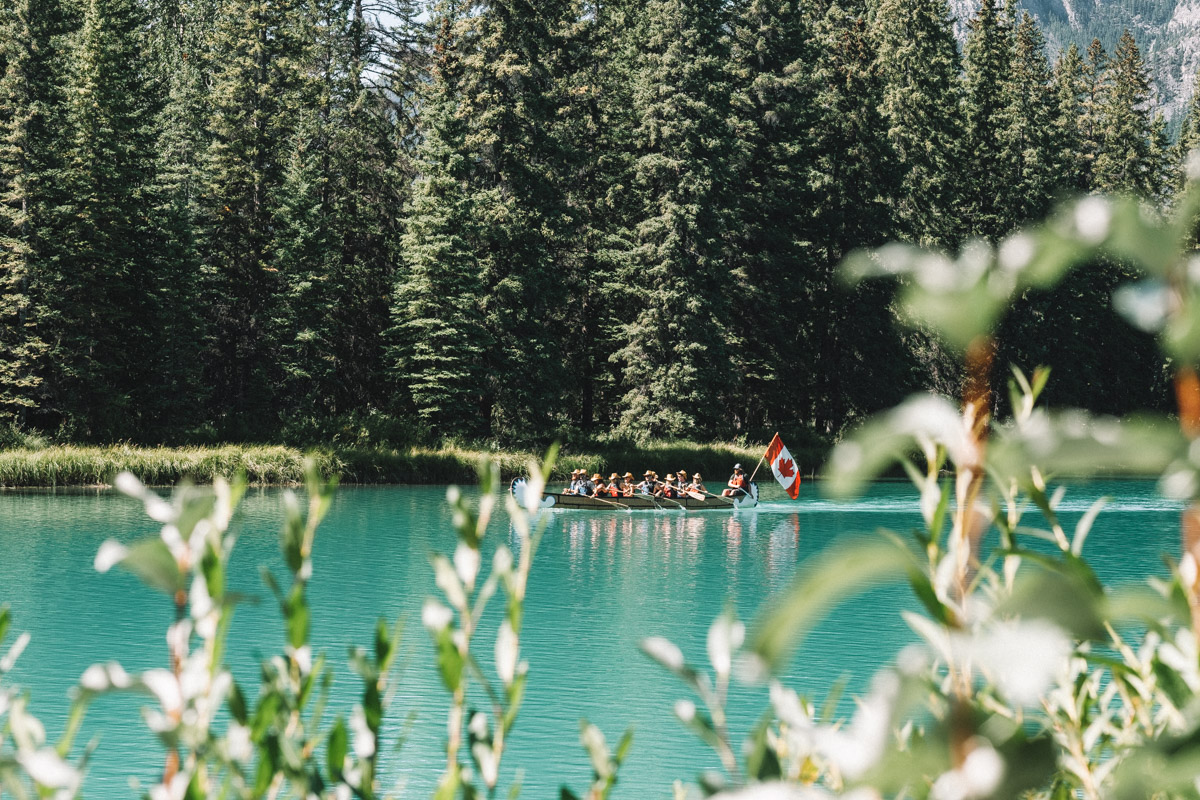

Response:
(615, 0), (737, 439)
(0, 0), (1188, 448)
(803, 4), (916, 432)
(44, 0), (173, 439)
(1093, 30), (1166, 197)
(725, 0), (820, 436)
(200, 0), (302, 430)
(1001, 11), (1061, 225)
(962, 0), (1015, 240)
(871, 0), (965, 247)
(389, 5), (487, 440)
(0, 0), (59, 424)
(456, 0), (573, 442)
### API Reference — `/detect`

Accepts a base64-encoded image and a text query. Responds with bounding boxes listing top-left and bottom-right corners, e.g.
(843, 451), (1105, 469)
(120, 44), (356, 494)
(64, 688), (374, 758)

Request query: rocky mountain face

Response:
(947, 0), (1200, 123)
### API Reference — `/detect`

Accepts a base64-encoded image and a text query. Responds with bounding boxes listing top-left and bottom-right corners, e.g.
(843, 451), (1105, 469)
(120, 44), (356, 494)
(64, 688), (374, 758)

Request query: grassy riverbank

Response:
(0, 439), (828, 487)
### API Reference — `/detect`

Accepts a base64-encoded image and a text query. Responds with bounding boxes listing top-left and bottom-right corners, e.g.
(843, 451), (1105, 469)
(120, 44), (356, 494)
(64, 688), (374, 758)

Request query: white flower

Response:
(142, 669), (182, 713)
(433, 557), (467, 609)
(422, 600), (453, 632)
(1, 632), (30, 672)
(966, 619), (1071, 706)
(817, 672), (897, 780)
(287, 645), (313, 676)
(149, 772), (189, 800)
(642, 636), (684, 671)
(81, 664), (109, 691)
(350, 706), (375, 759)
(493, 546), (513, 576)
(453, 542), (481, 590)
(226, 723), (252, 761)
(1074, 197), (1111, 243)
(106, 662), (132, 689)
(94, 540), (129, 573)
(115, 471), (147, 498)
(189, 574), (214, 620)
(18, 749), (78, 789)
(495, 620), (519, 687)
(674, 699), (696, 723)
(472, 742), (499, 788)
(706, 615), (745, 678)
(931, 739), (1004, 800)
(997, 233), (1034, 272)
(166, 621), (192, 661)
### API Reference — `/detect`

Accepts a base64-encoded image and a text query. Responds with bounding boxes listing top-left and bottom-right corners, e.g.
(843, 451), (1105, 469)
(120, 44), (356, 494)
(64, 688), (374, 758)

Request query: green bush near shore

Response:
(0, 439), (829, 487)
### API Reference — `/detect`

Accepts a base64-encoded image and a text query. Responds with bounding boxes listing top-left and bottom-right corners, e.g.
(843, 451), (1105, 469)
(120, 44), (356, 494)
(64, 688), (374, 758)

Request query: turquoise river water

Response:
(0, 480), (1184, 798)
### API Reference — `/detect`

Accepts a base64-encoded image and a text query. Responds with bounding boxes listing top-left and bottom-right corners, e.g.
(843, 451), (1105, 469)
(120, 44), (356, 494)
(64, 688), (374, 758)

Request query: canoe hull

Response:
(510, 478), (759, 510)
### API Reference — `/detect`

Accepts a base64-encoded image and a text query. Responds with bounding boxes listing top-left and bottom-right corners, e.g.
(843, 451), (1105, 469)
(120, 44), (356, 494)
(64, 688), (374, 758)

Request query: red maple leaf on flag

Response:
(777, 457), (795, 478)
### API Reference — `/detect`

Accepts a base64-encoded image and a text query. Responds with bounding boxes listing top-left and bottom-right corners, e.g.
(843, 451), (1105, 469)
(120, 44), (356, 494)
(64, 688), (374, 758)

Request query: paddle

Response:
(655, 491), (687, 511)
(588, 493), (631, 512)
(699, 489), (737, 505)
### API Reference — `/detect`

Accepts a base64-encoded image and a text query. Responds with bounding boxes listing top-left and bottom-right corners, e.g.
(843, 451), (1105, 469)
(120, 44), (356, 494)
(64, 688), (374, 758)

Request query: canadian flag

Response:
(764, 433), (801, 500)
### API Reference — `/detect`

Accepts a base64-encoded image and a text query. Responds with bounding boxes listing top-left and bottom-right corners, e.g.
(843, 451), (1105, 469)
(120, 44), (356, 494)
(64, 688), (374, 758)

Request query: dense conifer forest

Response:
(0, 0), (1196, 448)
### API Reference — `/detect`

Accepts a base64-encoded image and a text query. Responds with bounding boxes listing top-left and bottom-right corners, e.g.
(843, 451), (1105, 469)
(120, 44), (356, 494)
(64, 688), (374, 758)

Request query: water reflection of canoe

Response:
(510, 478), (759, 510)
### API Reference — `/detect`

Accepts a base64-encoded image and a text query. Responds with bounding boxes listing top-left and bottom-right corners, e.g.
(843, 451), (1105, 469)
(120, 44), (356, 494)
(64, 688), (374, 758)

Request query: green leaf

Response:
(285, 586), (309, 648)
(374, 618), (390, 669)
(119, 539), (184, 595)
(433, 627), (463, 692)
(228, 680), (248, 724)
(327, 717), (348, 779)
(997, 553), (1106, 640)
(613, 728), (633, 765)
(752, 537), (913, 672)
(908, 570), (952, 626)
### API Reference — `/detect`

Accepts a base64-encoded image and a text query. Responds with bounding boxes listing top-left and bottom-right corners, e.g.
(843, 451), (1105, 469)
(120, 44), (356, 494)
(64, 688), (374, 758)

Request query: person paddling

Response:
(606, 473), (622, 497)
(687, 473), (705, 494)
(661, 474), (678, 499)
(721, 464), (747, 497)
(637, 470), (655, 495)
(621, 472), (636, 497)
(564, 469), (582, 495)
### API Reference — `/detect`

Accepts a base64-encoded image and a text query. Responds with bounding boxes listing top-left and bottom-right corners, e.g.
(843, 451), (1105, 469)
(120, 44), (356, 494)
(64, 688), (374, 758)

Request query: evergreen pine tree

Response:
(871, 0), (965, 247)
(961, 0), (1014, 239)
(389, 5), (489, 439)
(549, 0), (640, 433)
(725, 0), (821, 436)
(455, 0), (573, 441)
(1079, 38), (1109, 188)
(49, 0), (166, 438)
(806, 3), (919, 431)
(999, 10), (1061, 225)
(1051, 43), (1089, 192)
(614, 0), (737, 438)
(1177, 69), (1200, 185)
(1093, 30), (1161, 197)
(0, 0), (59, 425)
(200, 0), (304, 433)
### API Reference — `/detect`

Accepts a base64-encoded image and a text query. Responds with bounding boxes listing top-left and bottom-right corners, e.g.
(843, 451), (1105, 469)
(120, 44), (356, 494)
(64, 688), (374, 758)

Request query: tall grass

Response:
(0, 439), (827, 487)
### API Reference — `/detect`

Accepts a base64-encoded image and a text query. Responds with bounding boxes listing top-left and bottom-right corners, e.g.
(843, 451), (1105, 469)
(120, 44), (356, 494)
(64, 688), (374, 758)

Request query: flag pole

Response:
(746, 433), (777, 484)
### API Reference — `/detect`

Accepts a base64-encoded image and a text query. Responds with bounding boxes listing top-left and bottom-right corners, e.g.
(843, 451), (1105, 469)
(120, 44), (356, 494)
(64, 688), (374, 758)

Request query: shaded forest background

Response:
(1, 0), (1197, 448)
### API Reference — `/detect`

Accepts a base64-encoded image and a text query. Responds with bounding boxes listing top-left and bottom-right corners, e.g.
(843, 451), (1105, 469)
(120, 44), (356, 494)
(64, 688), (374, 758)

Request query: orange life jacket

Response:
(608, 485), (619, 497)
(731, 475), (745, 488)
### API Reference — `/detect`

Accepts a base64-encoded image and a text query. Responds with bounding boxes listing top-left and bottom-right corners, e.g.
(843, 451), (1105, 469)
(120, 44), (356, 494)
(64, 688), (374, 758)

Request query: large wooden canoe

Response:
(510, 478), (759, 510)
